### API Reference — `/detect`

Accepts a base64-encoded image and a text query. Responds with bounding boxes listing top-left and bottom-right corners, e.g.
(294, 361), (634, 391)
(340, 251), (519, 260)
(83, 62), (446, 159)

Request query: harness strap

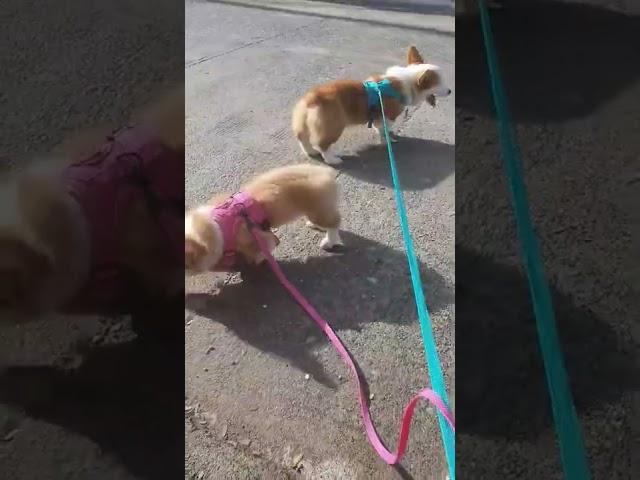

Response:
(363, 79), (405, 128)
(478, 1), (591, 478)
(127, 153), (184, 259)
(210, 193), (270, 271)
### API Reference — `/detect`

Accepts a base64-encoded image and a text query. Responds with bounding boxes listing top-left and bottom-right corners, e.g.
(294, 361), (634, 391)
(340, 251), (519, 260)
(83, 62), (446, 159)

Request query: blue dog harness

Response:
(363, 79), (406, 128)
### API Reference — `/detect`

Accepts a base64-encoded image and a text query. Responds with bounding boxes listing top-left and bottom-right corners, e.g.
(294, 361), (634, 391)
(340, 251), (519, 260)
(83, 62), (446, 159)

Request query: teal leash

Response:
(374, 88), (455, 480)
(477, 1), (591, 478)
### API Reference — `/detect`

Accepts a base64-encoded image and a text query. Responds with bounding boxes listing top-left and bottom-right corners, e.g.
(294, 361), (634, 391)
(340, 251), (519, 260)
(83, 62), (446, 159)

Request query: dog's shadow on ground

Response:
(0, 304), (184, 480)
(339, 136), (454, 191)
(186, 231), (454, 388)
(456, 245), (640, 440)
(457, 0), (640, 123)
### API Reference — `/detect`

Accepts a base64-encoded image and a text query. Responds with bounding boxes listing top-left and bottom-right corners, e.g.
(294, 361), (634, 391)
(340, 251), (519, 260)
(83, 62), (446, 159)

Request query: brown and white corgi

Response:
(185, 163), (343, 275)
(291, 46), (451, 165)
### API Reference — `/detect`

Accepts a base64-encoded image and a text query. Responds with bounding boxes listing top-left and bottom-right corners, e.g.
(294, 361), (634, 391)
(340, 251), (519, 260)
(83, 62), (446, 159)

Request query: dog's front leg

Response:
(374, 119), (398, 144)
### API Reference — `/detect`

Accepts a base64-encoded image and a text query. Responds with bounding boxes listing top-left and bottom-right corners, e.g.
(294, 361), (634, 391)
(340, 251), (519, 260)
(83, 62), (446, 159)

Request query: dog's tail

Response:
(291, 97), (309, 141)
(293, 96), (324, 158)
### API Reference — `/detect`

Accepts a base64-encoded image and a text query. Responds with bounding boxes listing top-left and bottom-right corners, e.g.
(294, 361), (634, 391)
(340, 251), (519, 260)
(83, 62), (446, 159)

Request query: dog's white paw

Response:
(323, 153), (343, 166)
(320, 230), (343, 251)
(378, 131), (398, 144)
(320, 236), (336, 250)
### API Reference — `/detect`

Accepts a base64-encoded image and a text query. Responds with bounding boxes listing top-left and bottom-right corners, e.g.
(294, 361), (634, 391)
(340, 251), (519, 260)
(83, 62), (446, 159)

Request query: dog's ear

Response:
(417, 70), (439, 91)
(407, 45), (425, 65)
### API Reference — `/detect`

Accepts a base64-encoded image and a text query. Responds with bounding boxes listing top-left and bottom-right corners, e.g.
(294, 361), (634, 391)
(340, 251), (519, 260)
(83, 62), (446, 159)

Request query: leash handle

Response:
(374, 88), (456, 479)
(247, 224), (455, 467)
(477, 1), (591, 479)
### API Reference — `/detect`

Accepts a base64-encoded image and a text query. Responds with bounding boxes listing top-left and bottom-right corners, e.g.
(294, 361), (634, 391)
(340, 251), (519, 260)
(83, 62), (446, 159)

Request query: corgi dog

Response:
(0, 86), (185, 316)
(185, 163), (342, 274)
(292, 46), (451, 165)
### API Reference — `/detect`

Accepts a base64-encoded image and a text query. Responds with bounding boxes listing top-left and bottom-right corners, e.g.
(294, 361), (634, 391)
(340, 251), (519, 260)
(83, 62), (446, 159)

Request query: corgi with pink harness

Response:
(185, 163), (343, 275)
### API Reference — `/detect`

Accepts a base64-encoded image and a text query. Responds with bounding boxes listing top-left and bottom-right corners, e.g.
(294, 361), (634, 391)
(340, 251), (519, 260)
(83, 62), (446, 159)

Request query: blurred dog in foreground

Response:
(292, 45), (451, 165)
(185, 163), (342, 275)
(0, 86), (184, 317)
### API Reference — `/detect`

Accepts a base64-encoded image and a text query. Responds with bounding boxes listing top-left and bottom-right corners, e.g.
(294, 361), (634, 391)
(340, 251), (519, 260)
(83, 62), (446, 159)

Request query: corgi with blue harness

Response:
(292, 46), (451, 165)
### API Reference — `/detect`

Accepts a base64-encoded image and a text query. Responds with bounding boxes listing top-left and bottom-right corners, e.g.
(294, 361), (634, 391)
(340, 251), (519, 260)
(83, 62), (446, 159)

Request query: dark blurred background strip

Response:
(456, 0), (639, 478)
(0, 1), (184, 479)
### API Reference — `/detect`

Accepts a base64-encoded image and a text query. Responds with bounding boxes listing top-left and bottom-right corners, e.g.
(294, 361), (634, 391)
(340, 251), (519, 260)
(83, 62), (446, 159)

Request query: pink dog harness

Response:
(209, 192), (270, 271)
(63, 126), (184, 313)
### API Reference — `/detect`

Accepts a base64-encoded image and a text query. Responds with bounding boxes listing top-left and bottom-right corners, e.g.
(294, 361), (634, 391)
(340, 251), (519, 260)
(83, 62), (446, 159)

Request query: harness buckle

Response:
(238, 208), (270, 231)
(364, 81), (383, 129)
(237, 208), (254, 228)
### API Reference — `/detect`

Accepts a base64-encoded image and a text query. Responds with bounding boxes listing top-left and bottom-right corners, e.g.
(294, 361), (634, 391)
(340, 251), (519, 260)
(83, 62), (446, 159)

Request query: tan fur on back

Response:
(242, 164), (337, 227)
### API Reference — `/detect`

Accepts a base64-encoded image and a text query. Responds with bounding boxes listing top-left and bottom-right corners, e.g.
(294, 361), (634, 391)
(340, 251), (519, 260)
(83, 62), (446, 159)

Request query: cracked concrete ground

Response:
(185, 1), (454, 479)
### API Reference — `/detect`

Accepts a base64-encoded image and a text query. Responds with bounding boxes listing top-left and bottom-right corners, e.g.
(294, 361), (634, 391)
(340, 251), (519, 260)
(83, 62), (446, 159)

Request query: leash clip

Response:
(237, 208), (255, 228)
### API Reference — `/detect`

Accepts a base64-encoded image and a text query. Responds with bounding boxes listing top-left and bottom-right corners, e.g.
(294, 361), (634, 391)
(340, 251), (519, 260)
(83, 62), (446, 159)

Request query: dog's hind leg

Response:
(314, 145), (343, 166)
(307, 106), (345, 165)
(297, 135), (321, 158)
(293, 100), (321, 158)
(306, 208), (343, 251)
(373, 118), (398, 144)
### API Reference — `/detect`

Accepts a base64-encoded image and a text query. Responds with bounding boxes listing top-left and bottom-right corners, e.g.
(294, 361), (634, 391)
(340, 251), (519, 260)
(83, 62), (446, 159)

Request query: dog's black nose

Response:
(447, 88), (452, 95)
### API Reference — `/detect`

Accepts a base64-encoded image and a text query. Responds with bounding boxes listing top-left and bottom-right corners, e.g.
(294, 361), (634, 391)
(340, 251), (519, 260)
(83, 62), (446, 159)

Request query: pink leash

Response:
(247, 222), (455, 465)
